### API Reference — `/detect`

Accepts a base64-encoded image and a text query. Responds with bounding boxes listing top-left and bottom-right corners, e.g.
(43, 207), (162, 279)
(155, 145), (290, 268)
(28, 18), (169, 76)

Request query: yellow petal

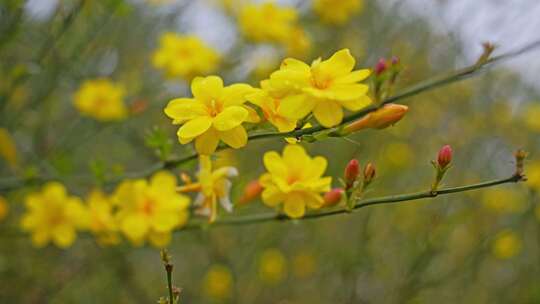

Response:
(191, 76), (223, 103)
(313, 101), (343, 127)
(164, 98), (207, 121)
(52, 224), (76, 248)
(280, 58), (310, 72)
(219, 126), (247, 149)
(121, 214), (149, 243)
(244, 105), (261, 123)
(178, 116), (212, 139)
(151, 212), (179, 232)
(284, 193), (305, 218)
(335, 69), (371, 84)
(263, 151), (287, 177)
(306, 156), (327, 179)
(150, 171), (177, 190)
(261, 186), (285, 207)
(213, 106), (248, 131)
(148, 231), (171, 248)
(339, 95), (372, 111)
(222, 83), (254, 107)
(277, 94), (316, 119)
(318, 49), (355, 78)
(195, 127), (220, 155)
(283, 144), (309, 170)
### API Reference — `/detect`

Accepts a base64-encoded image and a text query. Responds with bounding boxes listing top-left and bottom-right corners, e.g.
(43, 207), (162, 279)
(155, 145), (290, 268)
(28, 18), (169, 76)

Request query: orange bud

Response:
(363, 163), (376, 183)
(344, 104), (408, 133)
(344, 159), (360, 189)
(437, 145), (452, 169)
(323, 188), (344, 207)
(239, 180), (263, 205)
(130, 99), (148, 115)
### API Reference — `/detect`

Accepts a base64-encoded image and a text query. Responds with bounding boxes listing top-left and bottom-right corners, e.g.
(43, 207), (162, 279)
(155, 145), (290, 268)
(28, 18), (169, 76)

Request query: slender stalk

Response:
(166, 265), (174, 304)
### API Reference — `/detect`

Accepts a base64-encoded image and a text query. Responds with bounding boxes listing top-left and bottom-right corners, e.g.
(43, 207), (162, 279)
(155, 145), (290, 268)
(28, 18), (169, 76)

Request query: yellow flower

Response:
(73, 79), (127, 121)
(523, 103), (540, 132)
(238, 2), (298, 44)
(481, 188), (526, 214)
(526, 161), (540, 190)
(203, 264), (233, 300)
(0, 128), (18, 169)
(248, 80), (298, 133)
(152, 33), (220, 80)
(258, 248), (287, 284)
(492, 230), (522, 259)
(284, 27), (311, 58)
(21, 182), (88, 248)
(268, 49), (371, 127)
(164, 76), (259, 155)
(86, 189), (119, 246)
(0, 196), (8, 222)
(313, 0), (364, 25)
(112, 171), (190, 247)
(259, 145), (331, 218)
(193, 156), (238, 222)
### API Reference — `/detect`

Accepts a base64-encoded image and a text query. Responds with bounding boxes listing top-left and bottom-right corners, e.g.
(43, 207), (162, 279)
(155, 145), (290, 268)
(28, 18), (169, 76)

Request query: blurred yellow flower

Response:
(193, 155), (238, 222)
(203, 264), (233, 300)
(112, 171), (190, 247)
(492, 230), (522, 259)
(152, 33), (220, 79)
(313, 0), (364, 25)
(522, 103), (540, 132)
(481, 188), (527, 214)
(0, 128), (18, 169)
(164, 76), (259, 155)
(384, 142), (413, 168)
(248, 80), (298, 132)
(292, 251), (316, 278)
(21, 182), (88, 248)
(0, 196), (8, 222)
(73, 79), (127, 121)
(258, 248), (287, 284)
(285, 27), (311, 58)
(526, 161), (540, 190)
(238, 2), (298, 44)
(259, 145), (331, 218)
(86, 189), (119, 246)
(268, 49), (371, 127)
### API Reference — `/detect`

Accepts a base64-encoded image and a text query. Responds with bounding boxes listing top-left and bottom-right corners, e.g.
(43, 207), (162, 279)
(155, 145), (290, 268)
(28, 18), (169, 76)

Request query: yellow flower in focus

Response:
(523, 103), (540, 132)
(259, 145), (331, 218)
(203, 264), (233, 300)
(194, 156), (238, 222)
(73, 79), (127, 121)
(238, 2), (298, 44)
(0, 128), (18, 169)
(258, 248), (287, 284)
(0, 196), (8, 222)
(492, 230), (522, 259)
(152, 33), (220, 80)
(112, 171), (190, 247)
(268, 49), (371, 127)
(21, 182), (88, 248)
(481, 188), (526, 214)
(248, 80), (298, 133)
(164, 76), (259, 155)
(86, 189), (119, 246)
(313, 0), (364, 25)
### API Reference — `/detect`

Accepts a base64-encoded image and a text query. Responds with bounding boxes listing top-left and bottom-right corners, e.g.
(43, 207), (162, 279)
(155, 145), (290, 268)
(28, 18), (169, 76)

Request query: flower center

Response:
(207, 99), (223, 117)
(142, 199), (155, 215)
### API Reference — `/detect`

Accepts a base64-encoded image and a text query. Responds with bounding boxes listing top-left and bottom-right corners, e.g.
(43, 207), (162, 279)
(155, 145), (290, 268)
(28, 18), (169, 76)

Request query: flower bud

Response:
(374, 58), (387, 75)
(437, 145), (452, 169)
(343, 104), (408, 133)
(363, 163), (376, 184)
(238, 180), (263, 205)
(344, 159), (360, 188)
(391, 56), (400, 66)
(323, 188), (344, 207)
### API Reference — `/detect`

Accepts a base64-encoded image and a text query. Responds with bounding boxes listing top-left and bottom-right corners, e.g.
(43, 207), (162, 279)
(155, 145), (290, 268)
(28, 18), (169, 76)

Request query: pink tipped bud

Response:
(344, 159), (360, 188)
(437, 145), (452, 169)
(323, 188), (344, 207)
(374, 58), (387, 75)
(363, 163), (376, 183)
(238, 180), (263, 205)
(343, 104), (409, 133)
(391, 56), (400, 66)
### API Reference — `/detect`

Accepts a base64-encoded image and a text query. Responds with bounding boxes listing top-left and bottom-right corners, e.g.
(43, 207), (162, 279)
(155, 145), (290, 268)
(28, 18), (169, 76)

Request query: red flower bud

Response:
(437, 145), (452, 169)
(344, 159), (360, 188)
(323, 188), (344, 207)
(238, 180), (263, 205)
(374, 58), (387, 75)
(363, 163), (376, 183)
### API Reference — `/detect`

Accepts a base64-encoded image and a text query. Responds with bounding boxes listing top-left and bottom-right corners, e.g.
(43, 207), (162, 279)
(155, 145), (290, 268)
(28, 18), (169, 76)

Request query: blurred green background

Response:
(1, 0), (540, 303)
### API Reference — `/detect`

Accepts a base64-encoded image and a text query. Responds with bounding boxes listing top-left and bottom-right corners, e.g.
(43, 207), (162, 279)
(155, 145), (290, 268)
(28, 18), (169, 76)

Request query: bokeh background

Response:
(1, 0), (540, 303)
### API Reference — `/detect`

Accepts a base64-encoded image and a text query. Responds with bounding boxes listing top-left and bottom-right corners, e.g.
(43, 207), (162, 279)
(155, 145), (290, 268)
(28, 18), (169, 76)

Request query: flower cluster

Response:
(73, 79), (127, 122)
(152, 32), (220, 80)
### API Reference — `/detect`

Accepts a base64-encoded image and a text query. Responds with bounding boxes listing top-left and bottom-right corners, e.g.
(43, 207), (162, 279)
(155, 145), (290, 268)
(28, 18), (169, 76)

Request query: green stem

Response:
(166, 265), (174, 304)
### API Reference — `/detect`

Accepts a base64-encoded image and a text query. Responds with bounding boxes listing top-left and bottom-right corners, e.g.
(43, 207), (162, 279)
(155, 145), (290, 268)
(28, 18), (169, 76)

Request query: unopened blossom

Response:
(194, 156), (238, 222)
(259, 145), (332, 218)
(164, 76), (259, 155)
(73, 79), (127, 121)
(268, 49), (371, 127)
(21, 182), (88, 248)
(343, 104), (408, 133)
(152, 33), (220, 79)
(437, 145), (453, 169)
(112, 171), (190, 247)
